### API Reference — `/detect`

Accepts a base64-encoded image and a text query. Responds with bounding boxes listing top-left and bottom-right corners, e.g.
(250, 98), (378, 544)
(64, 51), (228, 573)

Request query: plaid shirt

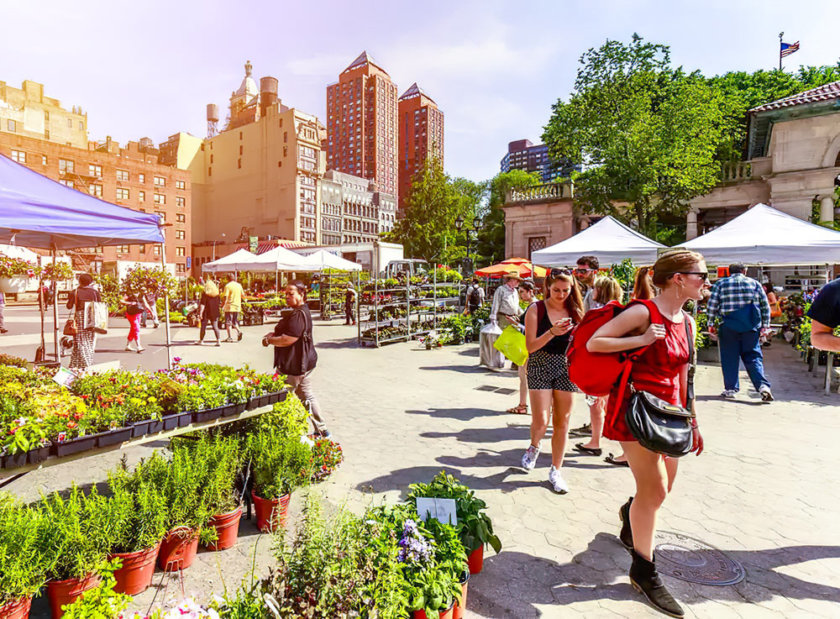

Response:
(707, 274), (770, 328)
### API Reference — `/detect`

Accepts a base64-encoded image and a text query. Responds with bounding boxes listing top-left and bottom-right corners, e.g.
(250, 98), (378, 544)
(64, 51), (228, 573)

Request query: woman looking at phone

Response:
(520, 269), (584, 493)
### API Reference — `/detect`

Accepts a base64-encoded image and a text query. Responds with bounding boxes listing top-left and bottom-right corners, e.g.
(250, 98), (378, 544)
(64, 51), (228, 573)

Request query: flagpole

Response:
(778, 32), (783, 71)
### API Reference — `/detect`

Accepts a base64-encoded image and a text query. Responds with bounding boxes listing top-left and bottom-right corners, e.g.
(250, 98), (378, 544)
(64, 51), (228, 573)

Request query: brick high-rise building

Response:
(398, 83), (443, 213)
(326, 52), (398, 200)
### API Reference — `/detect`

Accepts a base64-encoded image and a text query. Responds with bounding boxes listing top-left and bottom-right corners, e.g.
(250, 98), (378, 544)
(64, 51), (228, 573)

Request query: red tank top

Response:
(603, 299), (691, 442)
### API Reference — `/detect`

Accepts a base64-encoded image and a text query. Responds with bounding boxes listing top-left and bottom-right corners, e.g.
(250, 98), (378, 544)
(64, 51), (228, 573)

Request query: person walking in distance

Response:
(197, 278), (222, 346)
(344, 282), (357, 326)
(466, 278), (485, 314)
(806, 275), (840, 351)
(521, 269), (583, 494)
(505, 279), (536, 415)
(221, 273), (244, 342)
(0, 291), (6, 334)
(587, 249), (706, 618)
(707, 263), (773, 401)
(264, 280), (330, 437)
(122, 294), (150, 353)
(569, 255), (601, 439)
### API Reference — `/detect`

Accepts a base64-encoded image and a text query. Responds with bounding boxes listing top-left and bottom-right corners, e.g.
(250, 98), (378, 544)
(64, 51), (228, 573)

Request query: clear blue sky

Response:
(1, 0), (837, 181)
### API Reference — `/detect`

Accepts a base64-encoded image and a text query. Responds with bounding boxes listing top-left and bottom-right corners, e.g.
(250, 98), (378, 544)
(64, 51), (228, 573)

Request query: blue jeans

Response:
(718, 326), (771, 392)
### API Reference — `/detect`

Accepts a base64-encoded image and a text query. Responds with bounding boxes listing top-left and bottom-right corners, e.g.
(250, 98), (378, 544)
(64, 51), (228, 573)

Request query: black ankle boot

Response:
(618, 496), (633, 551)
(629, 550), (684, 618)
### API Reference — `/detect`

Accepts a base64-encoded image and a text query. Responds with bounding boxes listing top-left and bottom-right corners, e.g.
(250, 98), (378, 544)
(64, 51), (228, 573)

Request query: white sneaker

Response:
(721, 389), (737, 399)
(521, 445), (540, 471)
(759, 386), (774, 402)
(124, 345), (134, 352)
(548, 466), (569, 494)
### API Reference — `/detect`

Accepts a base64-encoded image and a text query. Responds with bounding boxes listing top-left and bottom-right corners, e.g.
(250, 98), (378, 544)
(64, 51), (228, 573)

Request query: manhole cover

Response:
(475, 385), (498, 392)
(495, 388), (517, 395)
(655, 531), (745, 586)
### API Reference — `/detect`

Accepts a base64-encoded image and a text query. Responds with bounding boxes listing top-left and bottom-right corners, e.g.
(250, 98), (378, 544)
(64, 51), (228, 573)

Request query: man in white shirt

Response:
(490, 270), (522, 325)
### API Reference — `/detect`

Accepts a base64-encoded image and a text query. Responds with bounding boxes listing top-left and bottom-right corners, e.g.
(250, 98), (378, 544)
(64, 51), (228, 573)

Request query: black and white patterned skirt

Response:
(527, 350), (579, 392)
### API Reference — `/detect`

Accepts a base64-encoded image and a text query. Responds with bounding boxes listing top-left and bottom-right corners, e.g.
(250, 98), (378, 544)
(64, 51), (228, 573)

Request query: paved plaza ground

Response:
(2, 304), (840, 618)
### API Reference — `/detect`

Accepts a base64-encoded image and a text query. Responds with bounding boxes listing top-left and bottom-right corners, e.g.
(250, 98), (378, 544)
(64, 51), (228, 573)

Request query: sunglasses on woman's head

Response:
(550, 268), (572, 277)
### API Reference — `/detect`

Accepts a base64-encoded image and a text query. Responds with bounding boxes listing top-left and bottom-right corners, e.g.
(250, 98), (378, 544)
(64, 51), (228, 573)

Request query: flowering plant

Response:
(0, 256), (37, 279)
(40, 262), (74, 282)
(310, 438), (343, 482)
(397, 519), (434, 564)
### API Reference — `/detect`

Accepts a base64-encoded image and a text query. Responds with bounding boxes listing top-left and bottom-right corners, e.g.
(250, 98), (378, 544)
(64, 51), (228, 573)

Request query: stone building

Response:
(0, 79), (88, 149)
(0, 132), (191, 274)
(320, 169), (395, 245)
(688, 81), (840, 238)
(502, 183), (585, 259)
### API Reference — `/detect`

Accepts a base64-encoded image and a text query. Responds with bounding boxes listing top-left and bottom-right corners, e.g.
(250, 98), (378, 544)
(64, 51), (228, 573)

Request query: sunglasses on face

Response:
(574, 267), (593, 274)
(677, 272), (709, 281)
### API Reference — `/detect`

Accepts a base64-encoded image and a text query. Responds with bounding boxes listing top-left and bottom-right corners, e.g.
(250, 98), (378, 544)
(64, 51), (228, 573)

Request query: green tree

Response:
(543, 34), (729, 235)
(474, 170), (541, 265)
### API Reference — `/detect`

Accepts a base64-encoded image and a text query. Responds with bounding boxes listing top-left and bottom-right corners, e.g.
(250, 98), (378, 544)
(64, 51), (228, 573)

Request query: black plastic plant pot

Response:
(130, 420), (152, 439)
(245, 397), (258, 411)
(2, 452), (27, 469)
(223, 402), (247, 418)
(96, 427), (133, 448)
(193, 406), (225, 423)
(54, 434), (97, 458)
(27, 444), (52, 465)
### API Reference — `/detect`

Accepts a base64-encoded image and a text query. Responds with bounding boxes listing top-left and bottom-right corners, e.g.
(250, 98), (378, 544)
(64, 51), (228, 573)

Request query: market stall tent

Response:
(531, 216), (664, 267)
(302, 249), (363, 272)
(248, 245), (313, 272)
(681, 203), (840, 265)
(0, 243), (39, 262)
(475, 258), (547, 278)
(201, 248), (261, 273)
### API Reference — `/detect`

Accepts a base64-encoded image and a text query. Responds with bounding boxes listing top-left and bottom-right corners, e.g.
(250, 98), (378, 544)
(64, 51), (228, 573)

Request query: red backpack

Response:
(567, 300), (645, 396)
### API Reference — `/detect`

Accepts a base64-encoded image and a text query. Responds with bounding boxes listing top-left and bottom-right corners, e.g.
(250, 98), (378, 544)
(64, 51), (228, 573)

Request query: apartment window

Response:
(154, 176), (166, 187)
(154, 194), (165, 205)
(283, 146), (287, 157)
(153, 246), (161, 255)
(59, 179), (74, 188)
(283, 131), (287, 143)
(10, 150), (25, 164)
(175, 180), (185, 190)
(44, 111), (50, 121)
(239, 145), (243, 155)
(176, 230), (185, 240)
(176, 196), (185, 207)
(67, 118), (73, 128)
(208, 167), (212, 176)
(176, 247), (185, 257)
(116, 188), (130, 200)
(239, 131), (242, 140)
(138, 173), (145, 183)
(117, 245), (130, 253)
(41, 155), (48, 165)
(116, 169), (129, 182)
(210, 154), (214, 163)
(176, 263), (186, 274)
(88, 164), (102, 178)
(237, 159), (241, 169)
(45, 130), (50, 140)
(139, 245), (146, 254)
(6, 119), (17, 132)
(138, 190), (145, 202)
(88, 184), (103, 198)
(79, 121), (84, 130)
(176, 213), (186, 223)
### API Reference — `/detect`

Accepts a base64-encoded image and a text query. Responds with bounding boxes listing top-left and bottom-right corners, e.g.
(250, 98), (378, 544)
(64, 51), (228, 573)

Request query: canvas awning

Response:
(475, 258), (547, 278)
(201, 248), (261, 273)
(302, 249), (362, 272)
(248, 245), (313, 272)
(0, 154), (164, 249)
(532, 216), (664, 267)
(682, 203), (840, 266)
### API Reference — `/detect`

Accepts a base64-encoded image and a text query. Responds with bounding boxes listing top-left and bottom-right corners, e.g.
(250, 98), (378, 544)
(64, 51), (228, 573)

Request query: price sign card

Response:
(415, 497), (457, 526)
(52, 367), (77, 388)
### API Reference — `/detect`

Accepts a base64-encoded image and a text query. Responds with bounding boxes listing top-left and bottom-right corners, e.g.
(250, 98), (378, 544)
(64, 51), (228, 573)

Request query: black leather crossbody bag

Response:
(623, 314), (696, 458)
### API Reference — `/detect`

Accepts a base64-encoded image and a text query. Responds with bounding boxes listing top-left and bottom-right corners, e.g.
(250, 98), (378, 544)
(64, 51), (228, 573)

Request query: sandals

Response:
(605, 453), (630, 467)
(573, 443), (602, 456)
(506, 404), (529, 415)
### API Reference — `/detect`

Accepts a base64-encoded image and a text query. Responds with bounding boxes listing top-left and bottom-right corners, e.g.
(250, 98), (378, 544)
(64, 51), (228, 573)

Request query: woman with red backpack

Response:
(520, 269), (583, 494)
(586, 250), (707, 618)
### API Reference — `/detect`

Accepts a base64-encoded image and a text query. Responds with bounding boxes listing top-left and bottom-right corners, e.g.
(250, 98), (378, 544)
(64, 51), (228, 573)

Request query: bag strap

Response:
(610, 299), (661, 419)
(536, 300), (546, 325)
(684, 310), (696, 407)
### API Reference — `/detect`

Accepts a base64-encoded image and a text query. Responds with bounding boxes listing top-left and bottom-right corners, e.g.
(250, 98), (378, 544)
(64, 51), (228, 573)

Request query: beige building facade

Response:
(688, 82), (840, 238)
(0, 80), (88, 149)
(502, 183), (581, 259)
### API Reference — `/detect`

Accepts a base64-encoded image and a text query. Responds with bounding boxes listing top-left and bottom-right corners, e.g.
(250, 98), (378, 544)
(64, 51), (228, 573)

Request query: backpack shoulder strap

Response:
(683, 310), (696, 405)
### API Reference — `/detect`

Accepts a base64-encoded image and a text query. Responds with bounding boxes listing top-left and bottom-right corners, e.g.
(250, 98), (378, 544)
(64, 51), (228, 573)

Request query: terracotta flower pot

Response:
(157, 527), (199, 572)
(454, 569), (470, 619)
(251, 490), (290, 533)
(414, 603), (454, 619)
(206, 506), (242, 551)
(46, 573), (100, 619)
(111, 542), (161, 595)
(0, 596), (33, 619)
(467, 545), (484, 575)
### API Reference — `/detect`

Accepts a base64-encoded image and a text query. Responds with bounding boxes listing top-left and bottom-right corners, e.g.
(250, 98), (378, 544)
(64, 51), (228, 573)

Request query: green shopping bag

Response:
(493, 325), (528, 366)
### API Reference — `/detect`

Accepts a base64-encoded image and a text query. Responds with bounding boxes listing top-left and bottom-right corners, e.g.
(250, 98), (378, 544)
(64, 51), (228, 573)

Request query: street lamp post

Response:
(454, 215), (482, 274)
(211, 233), (226, 262)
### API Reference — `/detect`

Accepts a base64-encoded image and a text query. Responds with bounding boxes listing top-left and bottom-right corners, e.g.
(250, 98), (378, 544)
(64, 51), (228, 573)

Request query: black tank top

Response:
(532, 300), (571, 355)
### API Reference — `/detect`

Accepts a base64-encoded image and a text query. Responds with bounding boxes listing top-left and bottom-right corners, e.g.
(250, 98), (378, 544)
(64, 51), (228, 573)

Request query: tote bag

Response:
(493, 325), (529, 366)
(85, 301), (109, 334)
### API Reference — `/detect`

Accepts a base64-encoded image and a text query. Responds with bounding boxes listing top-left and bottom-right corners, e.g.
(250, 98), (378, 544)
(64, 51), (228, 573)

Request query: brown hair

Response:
(651, 250), (705, 288)
(576, 255), (599, 270)
(544, 269), (584, 321)
(632, 266), (655, 300)
(592, 276), (623, 305)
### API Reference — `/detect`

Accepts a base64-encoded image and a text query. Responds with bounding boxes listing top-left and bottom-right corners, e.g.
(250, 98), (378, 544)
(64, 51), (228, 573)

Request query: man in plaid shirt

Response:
(708, 263), (773, 402)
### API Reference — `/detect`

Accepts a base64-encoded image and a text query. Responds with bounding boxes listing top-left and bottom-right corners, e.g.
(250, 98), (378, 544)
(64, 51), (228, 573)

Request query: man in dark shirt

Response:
(807, 277), (840, 351)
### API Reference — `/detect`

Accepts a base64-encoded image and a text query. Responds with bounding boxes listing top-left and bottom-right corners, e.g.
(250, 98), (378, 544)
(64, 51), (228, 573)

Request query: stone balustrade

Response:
(721, 161), (752, 182)
(505, 182), (574, 204)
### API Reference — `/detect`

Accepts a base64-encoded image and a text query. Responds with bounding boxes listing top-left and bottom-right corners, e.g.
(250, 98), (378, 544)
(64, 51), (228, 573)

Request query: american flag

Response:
(780, 41), (800, 57)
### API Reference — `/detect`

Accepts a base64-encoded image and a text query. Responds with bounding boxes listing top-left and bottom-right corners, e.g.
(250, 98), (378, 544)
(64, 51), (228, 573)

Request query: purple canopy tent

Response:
(0, 154), (169, 365)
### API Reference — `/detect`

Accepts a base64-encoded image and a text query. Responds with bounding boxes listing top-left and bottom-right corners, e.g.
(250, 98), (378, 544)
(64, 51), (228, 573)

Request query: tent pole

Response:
(160, 243), (172, 370)
(52, 248), (59, 362)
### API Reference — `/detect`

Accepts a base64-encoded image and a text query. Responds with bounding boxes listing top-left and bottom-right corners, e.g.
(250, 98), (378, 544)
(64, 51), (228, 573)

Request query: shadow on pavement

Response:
(405, 407), (502, 422)
(316, 338), (360, 349)
(418, 365), (490, 374)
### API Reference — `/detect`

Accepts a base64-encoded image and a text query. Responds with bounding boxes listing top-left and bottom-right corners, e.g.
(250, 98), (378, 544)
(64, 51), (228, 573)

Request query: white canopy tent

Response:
(682, 203), (840, 266)
(302, 249), (362, 272)
(532, 216), (665, 267)
(0, 244), (40, 262)
(201, 248), (261, 273)
(248, 246), (312, 272)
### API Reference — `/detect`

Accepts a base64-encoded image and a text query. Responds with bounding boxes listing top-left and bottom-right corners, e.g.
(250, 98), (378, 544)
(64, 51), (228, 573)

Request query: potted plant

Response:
(248, 429), (313, 532)
(36, 486), (109, 619)
(408, 472), (502, 575)
(99, 466), (168, 595)
(59, 560), (131, 619)
(0, 496), (50, 619)
(0, 257), (37, 294)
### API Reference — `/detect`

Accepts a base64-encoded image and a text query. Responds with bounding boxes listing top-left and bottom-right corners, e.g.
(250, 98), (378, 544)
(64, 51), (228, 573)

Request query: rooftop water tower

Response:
(207, 103), (219, 138)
